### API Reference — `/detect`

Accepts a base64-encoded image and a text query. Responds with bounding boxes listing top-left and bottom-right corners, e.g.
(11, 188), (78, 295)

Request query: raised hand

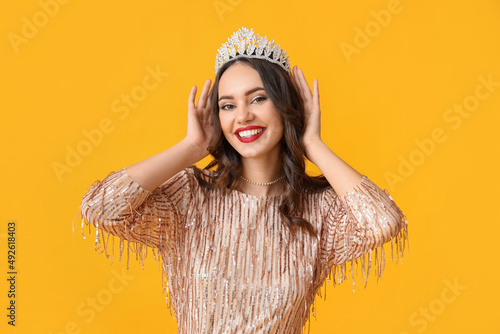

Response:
(186, 78), (214, 158)
(291, 65), (322, 157)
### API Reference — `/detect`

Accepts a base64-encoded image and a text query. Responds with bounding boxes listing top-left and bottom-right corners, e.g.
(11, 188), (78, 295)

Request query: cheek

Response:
(277, 125), (284, 140)
(218, 116), (232, 136)
(272, 116), (284, 136)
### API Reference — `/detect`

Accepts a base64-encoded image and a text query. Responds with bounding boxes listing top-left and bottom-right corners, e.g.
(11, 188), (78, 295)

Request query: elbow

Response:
(79, 187), (122, 228)
(79, 195), (107, 228)
(79, 169), (135, 226)
(379, 208), (407, 245)
(80, 193), (131, 227)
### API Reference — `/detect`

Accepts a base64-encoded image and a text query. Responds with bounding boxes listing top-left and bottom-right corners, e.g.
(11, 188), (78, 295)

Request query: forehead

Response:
(218, 62), (263, 95)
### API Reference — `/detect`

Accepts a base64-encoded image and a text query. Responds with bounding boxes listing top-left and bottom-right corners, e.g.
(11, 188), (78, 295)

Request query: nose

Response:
(235, 104), (254, 123)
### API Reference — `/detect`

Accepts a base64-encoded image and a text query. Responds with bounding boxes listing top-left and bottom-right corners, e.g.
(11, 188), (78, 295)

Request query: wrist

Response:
(181, 138), (209, 162)
(303, 137), (324, 160)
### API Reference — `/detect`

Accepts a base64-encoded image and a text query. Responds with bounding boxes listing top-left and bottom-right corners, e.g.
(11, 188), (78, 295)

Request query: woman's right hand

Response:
(185, 78), (214, 158)
(126, 78), (214, 191)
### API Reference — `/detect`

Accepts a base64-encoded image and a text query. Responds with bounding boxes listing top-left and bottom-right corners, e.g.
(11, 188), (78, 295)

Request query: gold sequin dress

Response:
(76, 166), (408, 333)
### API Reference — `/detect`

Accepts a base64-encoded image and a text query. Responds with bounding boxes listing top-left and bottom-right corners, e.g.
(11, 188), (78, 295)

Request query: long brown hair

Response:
(192, 57), (330, 237)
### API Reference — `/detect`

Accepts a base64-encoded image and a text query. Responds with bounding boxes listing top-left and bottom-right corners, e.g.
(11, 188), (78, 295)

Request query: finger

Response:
(294, 68), (310, 102)
(313, 79), (319, 108)
(298, 68), (313, 100)
(293, 66), (306, 97)
(205, 83), (214, 112)
(188, 85), (197, 110)
(291, 65), (299, 90)
(197, 79), (212, 109)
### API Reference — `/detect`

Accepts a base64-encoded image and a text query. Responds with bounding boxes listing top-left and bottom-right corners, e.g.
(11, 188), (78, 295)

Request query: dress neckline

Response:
(231, 187), (285, 200)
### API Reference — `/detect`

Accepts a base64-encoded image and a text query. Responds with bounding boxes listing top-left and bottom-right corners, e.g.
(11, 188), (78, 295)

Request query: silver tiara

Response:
(215, 27), (291, 76)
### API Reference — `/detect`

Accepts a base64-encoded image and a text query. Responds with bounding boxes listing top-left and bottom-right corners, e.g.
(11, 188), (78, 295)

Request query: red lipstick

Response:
(235, 126), (266, 143)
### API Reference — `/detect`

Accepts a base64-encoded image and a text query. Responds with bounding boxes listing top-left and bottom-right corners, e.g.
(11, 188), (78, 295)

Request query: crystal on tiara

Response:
(215, 27), (291, 76)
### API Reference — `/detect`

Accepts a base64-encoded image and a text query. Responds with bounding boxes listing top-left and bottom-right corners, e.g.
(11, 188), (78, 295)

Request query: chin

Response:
(225, 136), (281, 160)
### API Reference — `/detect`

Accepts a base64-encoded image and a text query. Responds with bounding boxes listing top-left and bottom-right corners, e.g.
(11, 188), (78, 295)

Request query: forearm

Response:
(310, 139), (408, 257)
(126, 138), (208, 192)
(305, 139), (363, 197)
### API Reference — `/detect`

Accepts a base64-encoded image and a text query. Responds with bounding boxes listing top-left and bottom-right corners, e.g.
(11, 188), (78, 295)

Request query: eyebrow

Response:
(218, 87), (266, 102)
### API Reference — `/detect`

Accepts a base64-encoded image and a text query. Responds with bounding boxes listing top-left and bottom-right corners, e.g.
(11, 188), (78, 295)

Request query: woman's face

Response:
(217, 62), (283, 160)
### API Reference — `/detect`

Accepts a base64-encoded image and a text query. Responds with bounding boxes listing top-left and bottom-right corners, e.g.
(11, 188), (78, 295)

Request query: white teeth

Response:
(238, 128), (263, 138)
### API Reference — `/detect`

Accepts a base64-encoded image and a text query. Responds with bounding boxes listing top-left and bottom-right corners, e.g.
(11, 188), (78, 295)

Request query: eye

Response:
(252, 96), (267, 103)
(220, 104), (235, 111)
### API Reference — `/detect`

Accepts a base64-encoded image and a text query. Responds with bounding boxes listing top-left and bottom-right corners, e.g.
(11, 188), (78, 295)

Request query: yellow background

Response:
(1, 0), (499, 333)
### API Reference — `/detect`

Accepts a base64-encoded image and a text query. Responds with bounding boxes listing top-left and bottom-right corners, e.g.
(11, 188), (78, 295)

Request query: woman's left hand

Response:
(291, 65), (323, 157)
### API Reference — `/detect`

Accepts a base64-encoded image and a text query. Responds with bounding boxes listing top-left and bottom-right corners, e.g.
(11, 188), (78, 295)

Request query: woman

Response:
(77, 27), (408, 333)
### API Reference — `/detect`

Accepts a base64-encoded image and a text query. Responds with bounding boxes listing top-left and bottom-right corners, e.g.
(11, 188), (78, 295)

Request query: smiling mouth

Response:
(237, 128), (264, 138)
(235, 127), (266, 143)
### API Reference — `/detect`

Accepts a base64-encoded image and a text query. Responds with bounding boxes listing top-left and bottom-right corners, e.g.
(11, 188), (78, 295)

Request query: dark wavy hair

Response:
(192, 57), (330, 238)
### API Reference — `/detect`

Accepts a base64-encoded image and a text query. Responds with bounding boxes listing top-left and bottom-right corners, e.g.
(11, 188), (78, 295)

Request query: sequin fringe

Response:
(73, 210), (177, 315)
(326, 213), (408, 292)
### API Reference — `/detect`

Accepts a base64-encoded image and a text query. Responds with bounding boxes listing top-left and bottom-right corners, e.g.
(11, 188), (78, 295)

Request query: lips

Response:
(235, 126), (266, 143)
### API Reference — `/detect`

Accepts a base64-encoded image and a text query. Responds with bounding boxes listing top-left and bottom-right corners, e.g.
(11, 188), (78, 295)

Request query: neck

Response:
(238, 153), (284, 196)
